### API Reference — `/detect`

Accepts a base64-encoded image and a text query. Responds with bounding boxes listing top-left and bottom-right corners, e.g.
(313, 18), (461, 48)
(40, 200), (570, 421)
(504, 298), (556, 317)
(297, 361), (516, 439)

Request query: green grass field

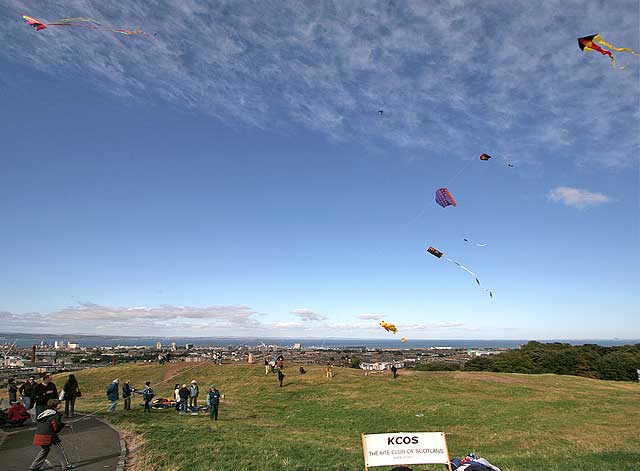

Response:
(55, 362), (640, 471)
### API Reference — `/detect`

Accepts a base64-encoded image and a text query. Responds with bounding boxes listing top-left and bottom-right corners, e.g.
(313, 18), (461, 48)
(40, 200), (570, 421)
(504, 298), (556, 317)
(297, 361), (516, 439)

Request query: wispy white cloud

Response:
(0, 304), (470, 337)
(1, 0), (637, 167)
(290, 308), (328, 322)
(547, 186), (612, 209)
(356, 313), (383, 320)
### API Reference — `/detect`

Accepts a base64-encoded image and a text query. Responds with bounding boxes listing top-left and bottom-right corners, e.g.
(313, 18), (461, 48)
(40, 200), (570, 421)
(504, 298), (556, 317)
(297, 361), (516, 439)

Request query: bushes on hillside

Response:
(464, 341), (640, 381)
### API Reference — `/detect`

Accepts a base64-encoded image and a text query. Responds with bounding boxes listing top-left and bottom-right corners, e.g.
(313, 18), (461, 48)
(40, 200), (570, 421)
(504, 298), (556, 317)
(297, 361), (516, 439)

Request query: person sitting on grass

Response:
(30, 399), (75, 470)
(7, 400), (30, 426)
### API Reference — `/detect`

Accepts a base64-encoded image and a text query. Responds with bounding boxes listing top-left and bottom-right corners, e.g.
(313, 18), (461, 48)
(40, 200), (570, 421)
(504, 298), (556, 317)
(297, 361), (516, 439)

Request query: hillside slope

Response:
(55, 363), (640, 471)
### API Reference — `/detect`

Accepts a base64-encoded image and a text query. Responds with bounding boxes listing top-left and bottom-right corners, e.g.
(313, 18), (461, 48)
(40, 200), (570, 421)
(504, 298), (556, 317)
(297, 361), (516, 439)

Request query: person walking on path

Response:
(62, 374), (81, 418)
(7, 378), (18, 404)
(391, 365), (398, 379)
(277, 369), (285, 387)
(29, 399), (75, 470)
(178, 384), (190, 414)
(206, 384), (221, 420)
(107, 379), (119, 412)
(189, 380), (199, 409)
(34, 375), (58, 417)
(134, 381), (154, 412)
(19, 376), (36, 411)
(122, 380), (133, 410)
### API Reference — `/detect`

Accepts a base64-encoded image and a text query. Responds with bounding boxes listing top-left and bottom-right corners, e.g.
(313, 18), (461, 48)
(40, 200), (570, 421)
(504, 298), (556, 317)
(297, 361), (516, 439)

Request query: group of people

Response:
(3, 374), (82, 426)
(105, 378), (222, 420)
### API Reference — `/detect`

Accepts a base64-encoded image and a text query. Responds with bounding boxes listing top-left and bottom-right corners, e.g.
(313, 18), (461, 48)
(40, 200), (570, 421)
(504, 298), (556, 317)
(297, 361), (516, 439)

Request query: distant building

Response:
(171, 342), (177, 351)
(67, 343), (79, 350)
(292, 343), (302, 350)
(360, 361), (404, 371)
(185, 343), (194, 350)
(54, 341), (65, 350)
(156, 341), (162, 350)
(468, 350), (501, 357)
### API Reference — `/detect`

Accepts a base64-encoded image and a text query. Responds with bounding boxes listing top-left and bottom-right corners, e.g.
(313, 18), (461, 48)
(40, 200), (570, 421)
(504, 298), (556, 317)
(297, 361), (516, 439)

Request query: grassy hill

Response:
(54, 362), (640, 471)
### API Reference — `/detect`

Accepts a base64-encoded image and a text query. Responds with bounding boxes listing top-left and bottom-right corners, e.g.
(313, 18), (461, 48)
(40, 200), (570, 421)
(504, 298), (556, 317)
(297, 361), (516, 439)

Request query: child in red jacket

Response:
(30, 399), (75, 470)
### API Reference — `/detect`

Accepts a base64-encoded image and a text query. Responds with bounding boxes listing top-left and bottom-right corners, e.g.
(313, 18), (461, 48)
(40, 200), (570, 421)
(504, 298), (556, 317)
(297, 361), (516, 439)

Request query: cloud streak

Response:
(547, 186), (612, 209)
(1, 0), (637, 168)
(290, 308), (328, 322)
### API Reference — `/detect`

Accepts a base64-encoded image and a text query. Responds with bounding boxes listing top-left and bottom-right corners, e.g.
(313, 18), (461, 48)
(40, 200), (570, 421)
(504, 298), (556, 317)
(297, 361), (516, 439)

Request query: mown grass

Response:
(54, 363), (640, 471)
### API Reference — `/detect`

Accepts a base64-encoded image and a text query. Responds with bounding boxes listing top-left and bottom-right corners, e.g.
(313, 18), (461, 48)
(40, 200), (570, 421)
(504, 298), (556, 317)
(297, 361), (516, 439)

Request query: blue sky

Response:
(1, 0), (638, 339)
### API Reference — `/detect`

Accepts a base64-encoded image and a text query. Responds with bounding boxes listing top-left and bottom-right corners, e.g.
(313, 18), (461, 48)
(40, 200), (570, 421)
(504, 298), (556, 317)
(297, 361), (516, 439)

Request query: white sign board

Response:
(362, 432), (451, 468)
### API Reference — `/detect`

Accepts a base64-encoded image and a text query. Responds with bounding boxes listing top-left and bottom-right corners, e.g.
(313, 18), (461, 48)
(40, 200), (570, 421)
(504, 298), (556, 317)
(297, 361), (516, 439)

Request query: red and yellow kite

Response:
(578, 34), (639, 69)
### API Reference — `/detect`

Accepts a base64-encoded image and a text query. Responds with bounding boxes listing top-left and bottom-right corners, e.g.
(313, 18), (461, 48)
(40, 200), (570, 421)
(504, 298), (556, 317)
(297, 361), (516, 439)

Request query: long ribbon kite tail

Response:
(593, 35), (640, 56)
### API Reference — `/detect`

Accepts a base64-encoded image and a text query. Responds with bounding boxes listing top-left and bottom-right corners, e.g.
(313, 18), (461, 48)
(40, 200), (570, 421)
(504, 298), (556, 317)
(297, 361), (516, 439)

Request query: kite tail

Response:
(593, 35), (640, 56)
(445, 257), (492, 298)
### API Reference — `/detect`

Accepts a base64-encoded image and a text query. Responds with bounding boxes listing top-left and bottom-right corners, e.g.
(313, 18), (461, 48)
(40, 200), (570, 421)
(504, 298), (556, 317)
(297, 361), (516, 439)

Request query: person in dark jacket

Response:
(391, 365), (398, 379)
(34, 375), (58, 417)
(277, 369), (285, 387)
(107, 379), (119, 412)
(178, 384), (190, 414)
(134, 381), (154, 412)
(30, 399), (75, 470)
(19, 376), (36, 411)
(7, 378), (18, 404)
(62, 374), (81, 418)
(206, 384), (221, 420)
(122, 380), (133, 410)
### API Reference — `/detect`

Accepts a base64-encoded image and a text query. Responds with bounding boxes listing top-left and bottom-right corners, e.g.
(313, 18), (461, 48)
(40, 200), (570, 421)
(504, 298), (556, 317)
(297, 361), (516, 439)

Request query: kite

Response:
(378, 110), (384, 116)
(22, 15), (153, 36)
(426, 246), (492, 298)
(401, 337), (407, 343)
(380, 321), (398, 334)
(480, 153), (514, 168)
(435, 188), (457, 208)
(578, 34), (639, 69)
(463, 238), (487, 247)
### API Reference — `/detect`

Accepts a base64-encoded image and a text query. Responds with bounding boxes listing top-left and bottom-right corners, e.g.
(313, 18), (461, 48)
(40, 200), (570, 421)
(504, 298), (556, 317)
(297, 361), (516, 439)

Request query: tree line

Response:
(461, 342), (640, 381)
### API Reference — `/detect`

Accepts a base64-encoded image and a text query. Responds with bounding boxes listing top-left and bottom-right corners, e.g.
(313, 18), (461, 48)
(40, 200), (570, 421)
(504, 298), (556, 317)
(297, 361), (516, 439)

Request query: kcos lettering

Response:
(387, 436), (419, 445)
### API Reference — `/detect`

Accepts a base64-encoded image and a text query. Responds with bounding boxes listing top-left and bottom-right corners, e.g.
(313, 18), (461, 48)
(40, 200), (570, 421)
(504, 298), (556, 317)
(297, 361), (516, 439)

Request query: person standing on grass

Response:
(189, 380), (199, 409)
(62, 374), (81, 418)
(391, 365), (398, 379)
(277, 369), (285, 387)
(122, 380), (132, 410)
(264, 357), (270, 375)
(173, 383), (181, 410)
(34, 375), (58, 417)
(19, 376), (36, 411)
(135, 381), (154, 412)
(107, 379), (119, 412)
(206, 384), (221, 420)
(30, 399), (75, 470)
(178, 384), (190, 414)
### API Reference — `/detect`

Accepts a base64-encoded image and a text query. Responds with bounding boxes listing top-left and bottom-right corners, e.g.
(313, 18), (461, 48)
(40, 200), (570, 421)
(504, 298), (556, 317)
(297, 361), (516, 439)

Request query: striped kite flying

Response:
(22, 15), (153, 36)
(435, 188), (457, 208)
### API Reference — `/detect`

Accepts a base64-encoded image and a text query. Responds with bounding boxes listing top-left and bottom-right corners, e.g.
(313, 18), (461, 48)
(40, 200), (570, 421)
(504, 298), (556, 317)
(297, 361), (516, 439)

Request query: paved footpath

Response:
(0, 413), (124, 471)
